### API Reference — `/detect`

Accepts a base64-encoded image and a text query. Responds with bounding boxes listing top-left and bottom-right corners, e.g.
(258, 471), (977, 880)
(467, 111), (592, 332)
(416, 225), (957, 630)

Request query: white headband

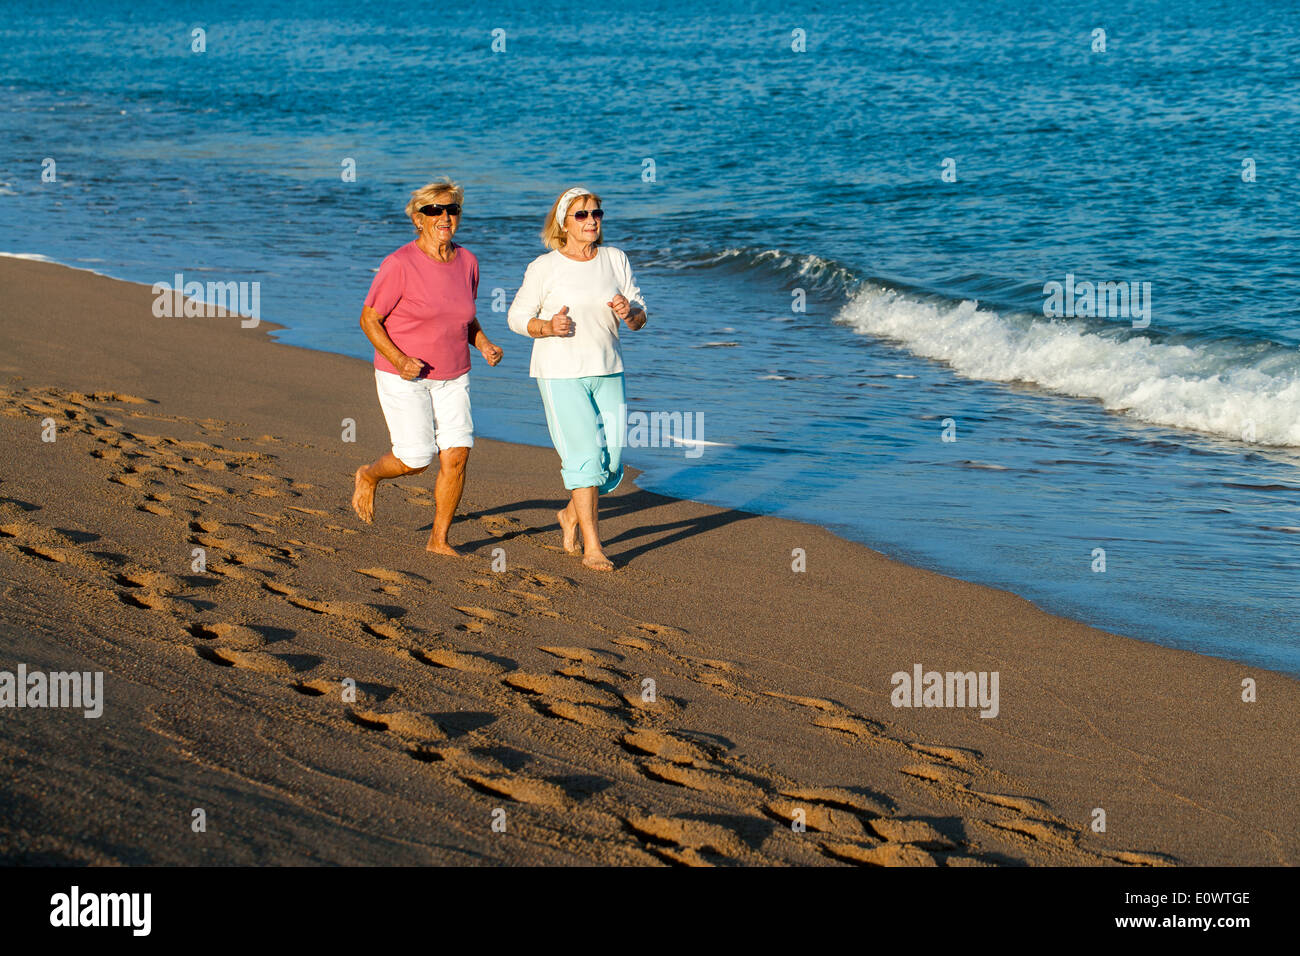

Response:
(555, 186), (592, 224)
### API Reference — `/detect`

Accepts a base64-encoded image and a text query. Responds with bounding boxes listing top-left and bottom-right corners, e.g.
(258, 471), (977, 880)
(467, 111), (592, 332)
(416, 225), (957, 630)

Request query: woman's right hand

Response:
(396, 354), (425, 380)
(549, 306), (574, 337)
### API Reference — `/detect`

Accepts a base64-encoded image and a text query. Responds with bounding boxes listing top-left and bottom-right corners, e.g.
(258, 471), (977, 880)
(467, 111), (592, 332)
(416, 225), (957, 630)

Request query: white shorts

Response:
(374, 369), (473, 468)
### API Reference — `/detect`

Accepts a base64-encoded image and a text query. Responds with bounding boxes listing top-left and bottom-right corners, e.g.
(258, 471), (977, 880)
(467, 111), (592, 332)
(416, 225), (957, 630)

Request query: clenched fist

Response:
(607, 294), (631, 320)
(550, 306), (574, 337)
(396, 355), (425, 380)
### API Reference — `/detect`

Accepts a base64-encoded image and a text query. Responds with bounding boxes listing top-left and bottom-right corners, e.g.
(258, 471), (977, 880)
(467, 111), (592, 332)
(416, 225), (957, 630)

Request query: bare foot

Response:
(582, 551), (614, 571)
(352, 466), (376, 523)
(426, 541), (461, 557)
(557, 507), (580, 553)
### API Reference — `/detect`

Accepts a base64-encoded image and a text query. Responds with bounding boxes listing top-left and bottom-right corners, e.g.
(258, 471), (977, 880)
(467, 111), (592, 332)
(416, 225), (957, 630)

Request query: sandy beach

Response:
(1, 254), (1296, 866)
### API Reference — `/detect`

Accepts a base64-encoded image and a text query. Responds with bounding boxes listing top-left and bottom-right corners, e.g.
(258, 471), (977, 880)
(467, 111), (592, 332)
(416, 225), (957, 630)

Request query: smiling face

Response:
(420, 192), (460, 243)
(564, 196), (601, 246)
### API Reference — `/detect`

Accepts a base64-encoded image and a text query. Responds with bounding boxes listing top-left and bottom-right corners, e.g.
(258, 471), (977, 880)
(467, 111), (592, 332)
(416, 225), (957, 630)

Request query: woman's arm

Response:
(508, 260), (569, 338)
(467, 317), (504, 365)
(612, 251), (648, 331)
(360, 305), (424, 379)
(524, 313), (571, 337)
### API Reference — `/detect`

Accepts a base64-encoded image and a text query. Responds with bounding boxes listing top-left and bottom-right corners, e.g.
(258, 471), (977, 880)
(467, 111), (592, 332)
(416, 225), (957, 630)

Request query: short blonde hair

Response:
(406, 177), (464, 232)
(540, 189), (602, 251)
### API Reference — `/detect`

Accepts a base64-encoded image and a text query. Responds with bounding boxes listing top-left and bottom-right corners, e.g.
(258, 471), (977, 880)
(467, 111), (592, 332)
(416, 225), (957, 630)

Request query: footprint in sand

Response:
(1109, 850), (1175, 867)
(899, 762), (973, 787)
(620, 729), (711, 767)
(354, 567), (428, 586)
(763, 690), (845, 713)
(762, 799), (871, 840)
(283, 595), (393, 626)
(910, 743), (983, 768)
(866, 817), (958, 850)
(359, 620), (406, 641)
(538, 645), (619, 666)
(457, 772), (568, 807)
(193, 645), (295, 675)
(611, 635), (656, 652)
(640, 760), (757, 798)
(812, 714), (889, 743)
(117, 589), (189, 616)
(478, 513), (524, 536)
(184, 621), (269, 650)
(630, 621), (688, 639)
(983, 817), (1079, 850)
(345, 708), (445, 741)
(778, 785), (896, 817)
(13, 542), (75, 564)
(820, 841), (940, 867)
(411, 647), (509, 675)
(453, 606), (514, 632)
(282, 538), (334, 554)
(554, 660), (638, 690)
(520, 570), (572, 589)
(622, 814), (743, 864)
(182, 481), (231, 497)
(535, 699), (630, 732)
(292, 678), (337, 697)
(966, 790), (1047, 815)
(113, 568), (185, 592)
(502, 671), (620, 707)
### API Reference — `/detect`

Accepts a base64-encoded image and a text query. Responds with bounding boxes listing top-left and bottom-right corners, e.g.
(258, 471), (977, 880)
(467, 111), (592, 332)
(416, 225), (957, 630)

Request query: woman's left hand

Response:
(608, 295), (631, 321)
(480, 341), (504, 366)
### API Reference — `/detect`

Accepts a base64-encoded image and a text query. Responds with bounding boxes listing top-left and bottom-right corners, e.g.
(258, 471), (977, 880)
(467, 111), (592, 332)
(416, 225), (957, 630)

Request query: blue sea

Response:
(3, 0), (1298, 673)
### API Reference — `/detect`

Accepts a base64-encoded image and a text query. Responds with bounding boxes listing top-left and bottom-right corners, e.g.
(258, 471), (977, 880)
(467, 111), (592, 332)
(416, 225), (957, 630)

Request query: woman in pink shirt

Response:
(351, 178), (503, 555)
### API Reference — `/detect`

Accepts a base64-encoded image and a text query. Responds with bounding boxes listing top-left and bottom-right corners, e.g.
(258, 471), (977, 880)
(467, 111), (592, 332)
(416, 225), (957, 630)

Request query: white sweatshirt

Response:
(506, 246), (646, 379)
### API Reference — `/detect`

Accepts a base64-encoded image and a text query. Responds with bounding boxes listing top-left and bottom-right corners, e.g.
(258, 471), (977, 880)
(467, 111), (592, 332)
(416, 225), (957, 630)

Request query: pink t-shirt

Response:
(365, 241), (479, 380)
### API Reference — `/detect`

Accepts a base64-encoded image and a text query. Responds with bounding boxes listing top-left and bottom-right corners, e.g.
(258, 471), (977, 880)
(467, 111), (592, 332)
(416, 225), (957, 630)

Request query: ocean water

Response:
(2, 0), (1298, 673)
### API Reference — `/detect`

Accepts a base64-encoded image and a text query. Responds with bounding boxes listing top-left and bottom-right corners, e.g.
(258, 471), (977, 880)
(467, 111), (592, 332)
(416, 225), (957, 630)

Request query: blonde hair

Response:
(406, 177), (465, 233)
(540, 189), (602, 251)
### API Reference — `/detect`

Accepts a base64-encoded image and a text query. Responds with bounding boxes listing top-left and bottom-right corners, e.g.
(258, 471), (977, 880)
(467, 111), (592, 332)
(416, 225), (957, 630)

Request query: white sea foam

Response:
(835, 284), (1300, 447)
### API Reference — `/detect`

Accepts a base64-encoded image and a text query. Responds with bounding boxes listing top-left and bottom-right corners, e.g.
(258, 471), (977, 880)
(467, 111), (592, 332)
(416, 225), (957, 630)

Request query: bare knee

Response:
(439, 446), (470, 472)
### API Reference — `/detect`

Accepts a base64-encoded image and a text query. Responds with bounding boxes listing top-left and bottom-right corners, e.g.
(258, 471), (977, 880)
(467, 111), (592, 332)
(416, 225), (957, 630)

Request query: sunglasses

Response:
(420, 203), (461, 217)
(570, 208), (604, 221)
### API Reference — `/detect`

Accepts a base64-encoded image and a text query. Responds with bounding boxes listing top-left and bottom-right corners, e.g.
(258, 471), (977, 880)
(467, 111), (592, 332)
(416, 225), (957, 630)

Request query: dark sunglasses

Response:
(571, 208), (604, 221)
(420, 203), (461, 217)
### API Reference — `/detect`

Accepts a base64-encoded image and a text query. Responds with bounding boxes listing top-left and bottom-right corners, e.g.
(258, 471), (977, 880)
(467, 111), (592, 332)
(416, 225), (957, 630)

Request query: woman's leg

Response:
(557, 496), (581, 553)
(425, 372), (474, 555)
(426, 446), (469, 555)
(354, 370), (436, 524)
(570, 485), (611, 570)
(571, 374), (627, 571)
(589, 373), (627, 495)
(353, 452), (428, 523)
(538, 377), (613, 567)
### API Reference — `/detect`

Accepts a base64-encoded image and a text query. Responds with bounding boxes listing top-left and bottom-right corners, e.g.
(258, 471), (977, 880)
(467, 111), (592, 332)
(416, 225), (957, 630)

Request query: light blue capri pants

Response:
(537, 373), (626, 494)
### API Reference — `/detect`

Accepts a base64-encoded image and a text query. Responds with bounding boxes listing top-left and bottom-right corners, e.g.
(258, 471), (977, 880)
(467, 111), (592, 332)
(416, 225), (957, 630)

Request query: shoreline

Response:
(7, 250), (1289, 678)
(1, 255), (1297, 865)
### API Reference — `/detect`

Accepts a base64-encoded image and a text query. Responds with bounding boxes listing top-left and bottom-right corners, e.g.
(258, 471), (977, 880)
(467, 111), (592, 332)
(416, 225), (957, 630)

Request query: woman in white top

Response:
(507, 187), (648, 571)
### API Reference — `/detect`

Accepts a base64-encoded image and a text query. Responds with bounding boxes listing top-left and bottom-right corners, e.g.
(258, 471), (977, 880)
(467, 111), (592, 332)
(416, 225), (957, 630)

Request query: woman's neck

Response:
(417, 236), (456, 262)
(559, 241), (597, 261)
